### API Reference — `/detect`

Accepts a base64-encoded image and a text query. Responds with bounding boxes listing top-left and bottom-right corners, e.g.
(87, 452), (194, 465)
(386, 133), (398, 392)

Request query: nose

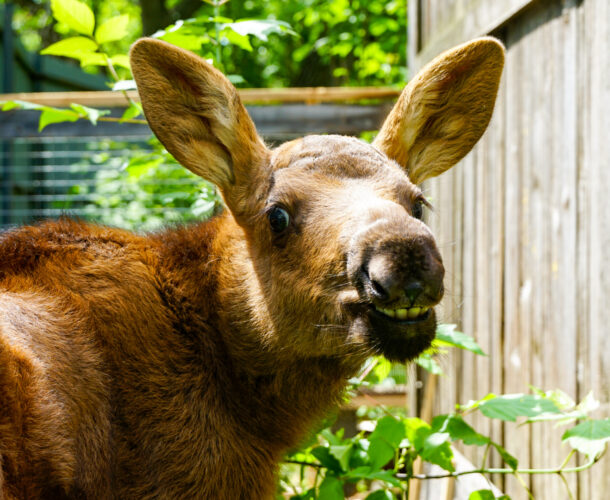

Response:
(354, 237), (444, 308)
(362, 253), (431, 306)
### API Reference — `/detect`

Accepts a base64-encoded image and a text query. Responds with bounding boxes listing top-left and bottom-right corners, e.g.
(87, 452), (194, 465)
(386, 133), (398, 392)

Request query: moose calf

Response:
(0, 38), (504, 498)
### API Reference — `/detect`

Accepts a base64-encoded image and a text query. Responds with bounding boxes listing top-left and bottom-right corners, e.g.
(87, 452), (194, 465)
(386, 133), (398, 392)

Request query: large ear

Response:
(130, 38), (269, 215)
(373, 37), (505, 184)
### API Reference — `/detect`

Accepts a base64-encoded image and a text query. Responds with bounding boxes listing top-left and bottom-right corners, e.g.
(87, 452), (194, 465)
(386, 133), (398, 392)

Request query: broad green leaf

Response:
(365, 490), (395, 500)
(78, 52), (108, 68)
(421, 432), (454, 472)
(318, 474), (344, 500)
(225, 19), (297, 41)
(415, 352), (443, 375)
(1, 100), (46, 111)
(469, 491), (496, 500)
(477, 394), (560, 421)
(329, 444), (352, 472)
(491, 442), (518, 470)
(367, 437), (395, 469)
(156, 32), (208, 51)
(291, 487), (316, 500)
(431, 415), (489, 446)
(39, 108), (80, 131)
(40, 37), (98, 58)
(70, 103), (110, 125)
(346, 468), (401, 488)
(562, 419), (610, 460)
(434, 324), (486, 356)
(111, 55), (131, 70)
(50, 0), (95, 36)
(311, 446), (342, 472)
(227, 74), (246, 85)
(121, 102), (143, 121)
(370, 416), (406, 448)
(404, 417), (431, 450)
(95, 14), (129, 44)
(221, 28), (253, 51)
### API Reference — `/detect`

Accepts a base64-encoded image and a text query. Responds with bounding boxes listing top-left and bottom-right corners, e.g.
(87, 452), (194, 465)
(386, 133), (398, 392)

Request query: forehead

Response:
(270, 135), (414, 189)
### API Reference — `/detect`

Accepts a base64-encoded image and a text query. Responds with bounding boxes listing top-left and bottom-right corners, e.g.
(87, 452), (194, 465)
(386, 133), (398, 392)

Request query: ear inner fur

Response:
(374, 37), (505, 184)
(130, 38), (269, 216)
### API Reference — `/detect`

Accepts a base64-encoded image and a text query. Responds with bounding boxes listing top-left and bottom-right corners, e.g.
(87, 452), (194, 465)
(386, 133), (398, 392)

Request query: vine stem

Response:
(284, 452), (603, 479)
(558, 472), (575, 500)
(513, 470), (535, 500)
(96, 116), (148, 125)
(479, 442), (492, 469)
(102, 53), (134, 107)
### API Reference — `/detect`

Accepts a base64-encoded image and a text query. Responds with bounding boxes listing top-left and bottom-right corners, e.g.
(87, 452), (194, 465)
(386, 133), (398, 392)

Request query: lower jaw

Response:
(364, 308), (437, 363)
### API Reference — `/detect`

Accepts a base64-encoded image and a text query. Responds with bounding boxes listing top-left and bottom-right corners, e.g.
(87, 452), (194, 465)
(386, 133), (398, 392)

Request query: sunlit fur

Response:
(0, 38), (504, 498)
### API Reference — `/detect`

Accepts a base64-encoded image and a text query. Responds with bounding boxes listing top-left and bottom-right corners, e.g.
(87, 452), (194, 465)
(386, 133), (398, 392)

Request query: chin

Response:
(362, 307), (437, 363)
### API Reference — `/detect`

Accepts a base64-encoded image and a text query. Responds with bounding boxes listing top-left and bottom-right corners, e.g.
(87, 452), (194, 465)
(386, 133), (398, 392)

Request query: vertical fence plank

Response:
(580, 0), (610, 498)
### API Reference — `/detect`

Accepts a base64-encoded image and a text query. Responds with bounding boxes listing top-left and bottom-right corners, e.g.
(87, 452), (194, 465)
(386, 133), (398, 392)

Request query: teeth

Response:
(375, 305), (430, 320)
(395, 308), (408, 320)
(408, 307), (421, 319)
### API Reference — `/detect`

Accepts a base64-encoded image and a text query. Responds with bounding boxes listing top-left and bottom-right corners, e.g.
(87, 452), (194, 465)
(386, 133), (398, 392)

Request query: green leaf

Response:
(111, 55), (131, 70)
(121, 102), (143, 121)
(365, 490), (395, 500)
(404, 417), (431, 450)
(318, 474), (344, 500)
(562, 419), (610, 460)
(476, 394), (560, 421)
(221, 28), (253, 51)
(78, 52), (108, 68)
(95, 14), (129, 44)
(346, 468), (401, 488)
(39, 108), (80, 131)
(491, 442), (518, 470)
(40, 37), (98, 58)
(421, 432), (454, 472)
(50, 0), (95, 36)
(370, 416), (406, 448)
(434, 324), (486, 356)
(431, 415), (489, 446)
(367, 437), (395, 469)
(415, 352), (443, 375)
(1, 100), (45, 111)
(69, 103), (110, 125)
(311, 446), (342, 472)
(469, 490), (496, 500)
(329, 444), (352, 472)
(224, 19), (297, 41)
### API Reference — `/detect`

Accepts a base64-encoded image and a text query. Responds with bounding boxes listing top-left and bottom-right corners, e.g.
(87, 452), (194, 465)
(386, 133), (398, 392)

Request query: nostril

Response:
(370, 279), (389, 301)
(404, 281), (424, 305)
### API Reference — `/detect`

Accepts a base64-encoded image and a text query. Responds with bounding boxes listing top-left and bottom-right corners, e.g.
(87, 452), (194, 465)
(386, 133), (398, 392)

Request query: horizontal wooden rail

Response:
(0, 87), (402, 108)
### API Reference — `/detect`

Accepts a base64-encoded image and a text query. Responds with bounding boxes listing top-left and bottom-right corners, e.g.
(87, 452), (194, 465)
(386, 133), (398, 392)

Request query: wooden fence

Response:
(409, 0), (610, 498)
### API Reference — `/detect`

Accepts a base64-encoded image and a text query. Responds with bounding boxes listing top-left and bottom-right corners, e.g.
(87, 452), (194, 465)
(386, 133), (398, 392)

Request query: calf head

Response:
(130, 38), (504, 365)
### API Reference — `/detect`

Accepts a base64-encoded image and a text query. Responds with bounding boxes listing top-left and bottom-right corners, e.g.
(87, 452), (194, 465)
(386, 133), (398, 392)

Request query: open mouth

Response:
(372, 305), (431, 322)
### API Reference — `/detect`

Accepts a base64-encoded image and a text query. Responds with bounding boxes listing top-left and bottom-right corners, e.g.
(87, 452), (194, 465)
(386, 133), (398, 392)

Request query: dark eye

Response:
(268, 206), (290, 233)
(412, 200), (424, 220)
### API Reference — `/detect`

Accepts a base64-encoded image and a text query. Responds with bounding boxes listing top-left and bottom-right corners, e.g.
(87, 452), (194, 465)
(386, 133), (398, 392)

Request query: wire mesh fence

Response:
(0, 134), (208, 231)
(0, 98), (392, 232)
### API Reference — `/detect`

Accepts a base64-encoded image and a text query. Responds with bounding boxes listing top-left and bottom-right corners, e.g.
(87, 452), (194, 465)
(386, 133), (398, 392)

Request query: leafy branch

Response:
(281, 331), (610, 500)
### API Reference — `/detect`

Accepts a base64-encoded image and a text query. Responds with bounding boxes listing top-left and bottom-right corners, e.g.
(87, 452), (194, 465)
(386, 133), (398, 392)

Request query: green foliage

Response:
(280, 387), (609, 499)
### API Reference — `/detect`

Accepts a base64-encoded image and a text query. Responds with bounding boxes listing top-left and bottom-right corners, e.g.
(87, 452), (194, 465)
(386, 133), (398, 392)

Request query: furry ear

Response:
(374, 37), (505, 184)
(130, 38), (269, 215)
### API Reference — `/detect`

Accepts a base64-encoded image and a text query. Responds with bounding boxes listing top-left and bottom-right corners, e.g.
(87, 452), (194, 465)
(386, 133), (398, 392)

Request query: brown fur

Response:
(0, 38), (504, 498)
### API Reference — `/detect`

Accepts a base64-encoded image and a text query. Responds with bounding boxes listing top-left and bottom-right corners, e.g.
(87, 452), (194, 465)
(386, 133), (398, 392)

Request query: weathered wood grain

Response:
(415, 0), (610, 498)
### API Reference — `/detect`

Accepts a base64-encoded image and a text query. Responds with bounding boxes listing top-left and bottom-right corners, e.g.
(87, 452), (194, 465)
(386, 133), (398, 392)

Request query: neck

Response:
(157, 214), (364, 450)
